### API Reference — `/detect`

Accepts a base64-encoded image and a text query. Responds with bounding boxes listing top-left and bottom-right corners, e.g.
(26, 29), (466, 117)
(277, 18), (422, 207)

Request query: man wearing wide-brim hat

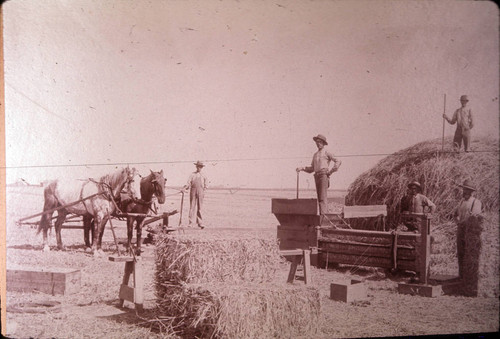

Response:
(399, 180), (436, 232)
(455, 179), (483, 278)
(182, 161), (208, 229)
(296, 134), (342, 220)
(443, 95), (474, 152)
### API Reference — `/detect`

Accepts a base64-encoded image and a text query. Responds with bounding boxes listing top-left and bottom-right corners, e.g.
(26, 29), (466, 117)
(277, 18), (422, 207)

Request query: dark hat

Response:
(459, 179), (476, 191)
(408, 181), (421, 189)
(460, 95), (469, 102)
(313, 134), (328, 145)
(194, 161), (205, 167)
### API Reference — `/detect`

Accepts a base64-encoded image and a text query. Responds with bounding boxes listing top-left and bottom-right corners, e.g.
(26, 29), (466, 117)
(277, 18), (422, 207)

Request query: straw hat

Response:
(459, 179), (476, 191)
(194, 161), (205, 167)
(313, 134), (328, 145)
(408, 181), (421, 189)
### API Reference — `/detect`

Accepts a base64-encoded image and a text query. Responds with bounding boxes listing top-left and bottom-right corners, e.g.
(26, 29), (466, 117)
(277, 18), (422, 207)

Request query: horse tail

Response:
(37, 181), (59, 235)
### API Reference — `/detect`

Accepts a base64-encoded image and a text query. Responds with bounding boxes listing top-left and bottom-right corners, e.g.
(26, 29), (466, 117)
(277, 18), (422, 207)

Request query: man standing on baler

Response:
(296, 134), (342, 223)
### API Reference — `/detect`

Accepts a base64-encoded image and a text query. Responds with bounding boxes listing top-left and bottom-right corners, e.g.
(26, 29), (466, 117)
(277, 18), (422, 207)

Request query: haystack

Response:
(346, 136), (499, 228)
(156, 283), (321, 339)
(346, 136), (499, 297)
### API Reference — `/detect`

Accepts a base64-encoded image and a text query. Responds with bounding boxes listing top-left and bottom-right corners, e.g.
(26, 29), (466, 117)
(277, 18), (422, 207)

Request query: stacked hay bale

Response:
(154, 232), (321, 338)
(346, 136), (498, 297)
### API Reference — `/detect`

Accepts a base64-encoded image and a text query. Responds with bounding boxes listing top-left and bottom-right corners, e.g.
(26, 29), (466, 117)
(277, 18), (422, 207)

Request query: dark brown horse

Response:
(38, 166), (137, 256)
(124, 170), (166, 255)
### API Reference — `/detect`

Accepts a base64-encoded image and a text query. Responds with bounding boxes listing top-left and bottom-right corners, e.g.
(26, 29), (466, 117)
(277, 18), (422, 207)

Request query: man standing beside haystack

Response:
(296, 134), (342, 221)
(455, 179), (483, 278)
(183, 161), (208, 229)
(443, 95), (474, 152)
(399, 181), (436, 232)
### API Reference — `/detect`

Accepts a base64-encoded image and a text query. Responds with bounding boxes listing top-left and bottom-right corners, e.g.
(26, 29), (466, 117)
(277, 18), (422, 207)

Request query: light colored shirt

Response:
(186, 172), (208, 192)
(455, 196), (482, 224)
(401, 193), (436, 214)
(449, 107), (474, 131)
(304, 148), (341, 174)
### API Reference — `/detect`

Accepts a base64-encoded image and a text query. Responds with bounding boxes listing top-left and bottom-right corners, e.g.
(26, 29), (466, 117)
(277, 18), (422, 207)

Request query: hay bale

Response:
(346, 136), (499, 228)
(156, 282), (321, 339)
(461, 213), (499, 297)
(155, 233), (285, 286)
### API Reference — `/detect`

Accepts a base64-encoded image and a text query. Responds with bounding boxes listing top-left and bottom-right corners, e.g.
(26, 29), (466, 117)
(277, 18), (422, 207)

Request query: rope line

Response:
(4, 149), (499, 170)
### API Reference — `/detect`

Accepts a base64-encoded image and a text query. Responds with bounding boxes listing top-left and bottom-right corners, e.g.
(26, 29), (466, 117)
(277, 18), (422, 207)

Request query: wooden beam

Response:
(343, 205), (387, 218)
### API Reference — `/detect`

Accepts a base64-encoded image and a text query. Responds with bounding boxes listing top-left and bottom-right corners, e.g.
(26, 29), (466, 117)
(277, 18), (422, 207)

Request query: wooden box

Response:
(397, 283), (443, 297)
(7, 266), (81, 295)
(330, 279), (367, 302)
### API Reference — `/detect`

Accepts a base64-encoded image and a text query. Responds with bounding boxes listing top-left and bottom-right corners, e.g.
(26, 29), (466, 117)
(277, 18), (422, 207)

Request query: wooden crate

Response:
(330, 279), (367, 302)
(7, 266), (81, 295)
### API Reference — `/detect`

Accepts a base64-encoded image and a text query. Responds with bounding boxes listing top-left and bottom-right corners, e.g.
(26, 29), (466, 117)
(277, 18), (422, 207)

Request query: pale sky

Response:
(3, 0), (499, 189)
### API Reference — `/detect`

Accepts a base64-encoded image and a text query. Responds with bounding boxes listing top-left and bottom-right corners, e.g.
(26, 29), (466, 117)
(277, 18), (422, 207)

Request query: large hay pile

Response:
(346, 136), (499, 297)
(154, 232), (321, 338)
(346, 136), (499, 227)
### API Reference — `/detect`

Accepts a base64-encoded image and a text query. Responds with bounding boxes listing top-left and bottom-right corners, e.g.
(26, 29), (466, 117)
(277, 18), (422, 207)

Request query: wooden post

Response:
(303, 249), (312, 285)
(287, 255), (301, 283)
(296, 171), (299, 199)
(107, 212), (121, 256)
(442, 94), (446, 151)
(419, 215), (431, 284)
(109, 256), (144, 312)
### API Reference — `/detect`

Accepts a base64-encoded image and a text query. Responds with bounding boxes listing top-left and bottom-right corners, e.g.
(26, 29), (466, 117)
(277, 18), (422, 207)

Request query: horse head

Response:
(145, 169), (166, 204)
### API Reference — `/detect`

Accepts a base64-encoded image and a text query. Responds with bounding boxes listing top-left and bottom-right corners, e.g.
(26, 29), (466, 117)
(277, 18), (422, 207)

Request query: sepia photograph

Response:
(1, 0), (499, 338)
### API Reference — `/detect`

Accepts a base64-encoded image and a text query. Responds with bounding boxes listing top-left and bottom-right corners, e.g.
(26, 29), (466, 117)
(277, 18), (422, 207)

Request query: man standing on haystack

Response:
(183, 161), (208, 229)
(399, 181), (436, 232)
(443, 95), (474, 152)
(296, 134), (342, 222)
(454, 179), (483, 278)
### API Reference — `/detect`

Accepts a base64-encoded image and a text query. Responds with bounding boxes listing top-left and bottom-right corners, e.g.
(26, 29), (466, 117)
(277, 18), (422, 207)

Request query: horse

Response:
(37, 166), (137, 256)
(81, 170), (139, 250)
(123, 170), (166, 256)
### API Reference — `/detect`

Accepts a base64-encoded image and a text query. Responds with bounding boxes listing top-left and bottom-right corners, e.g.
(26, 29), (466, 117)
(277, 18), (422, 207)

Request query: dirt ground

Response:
(4, 186), (499, 338)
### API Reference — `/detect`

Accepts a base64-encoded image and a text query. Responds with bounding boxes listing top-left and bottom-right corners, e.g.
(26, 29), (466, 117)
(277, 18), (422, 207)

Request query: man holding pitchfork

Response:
(296, 134), (342, 222)
(443, 95), (474, 152)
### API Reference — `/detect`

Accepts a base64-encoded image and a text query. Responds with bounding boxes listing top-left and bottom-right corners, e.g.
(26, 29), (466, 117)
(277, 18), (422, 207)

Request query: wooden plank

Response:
(280, 249), (304, 256)
(17, 193), (102, 222)
(133, 261), (144, 309)
(108, 256), (134, 262)
(278, 239), (309, 250)
(343, 205), (387, 218)
(6, 267), (81, 295)
(321, 252), (417, 271)
(272, 199), (318, 215)
(398, 283), (442, 297)
(287, 256), (301, 283)
(303, 250), (312, 285)
(319, 241), (416, 260)
(274, 213), (321, 226)
(119, 284), (135, 303)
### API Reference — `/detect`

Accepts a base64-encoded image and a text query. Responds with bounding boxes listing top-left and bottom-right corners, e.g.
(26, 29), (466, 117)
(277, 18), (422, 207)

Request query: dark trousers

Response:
(456, 222), (466, 278)
(453, 128), (471, 152)
(314, 173), (329, 215)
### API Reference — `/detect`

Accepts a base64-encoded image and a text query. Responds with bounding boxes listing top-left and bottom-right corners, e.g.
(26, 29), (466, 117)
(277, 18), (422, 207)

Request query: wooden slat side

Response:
(343, 205), (387, 218)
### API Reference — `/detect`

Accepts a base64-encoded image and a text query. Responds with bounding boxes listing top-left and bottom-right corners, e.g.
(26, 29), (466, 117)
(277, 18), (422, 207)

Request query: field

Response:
(4, 185), (499, 338)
